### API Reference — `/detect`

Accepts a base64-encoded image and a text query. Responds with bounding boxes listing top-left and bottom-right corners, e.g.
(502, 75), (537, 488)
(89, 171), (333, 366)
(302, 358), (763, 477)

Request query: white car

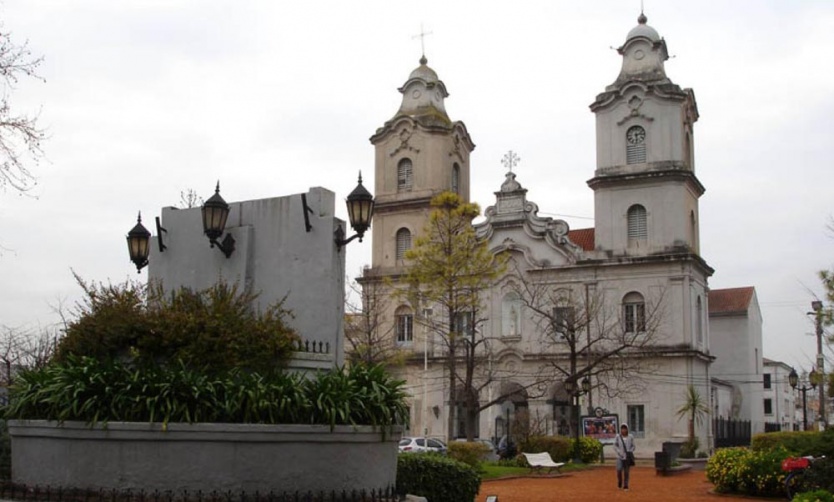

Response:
(398, 437), (448, 454)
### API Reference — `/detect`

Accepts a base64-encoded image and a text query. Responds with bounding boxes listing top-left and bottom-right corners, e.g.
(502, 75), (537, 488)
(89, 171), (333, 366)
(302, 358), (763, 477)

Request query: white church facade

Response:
(358, 14), (765, 455)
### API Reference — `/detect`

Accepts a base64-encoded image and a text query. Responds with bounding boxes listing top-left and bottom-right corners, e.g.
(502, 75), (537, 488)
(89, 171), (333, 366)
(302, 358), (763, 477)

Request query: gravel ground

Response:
(477, 465), (761, 501)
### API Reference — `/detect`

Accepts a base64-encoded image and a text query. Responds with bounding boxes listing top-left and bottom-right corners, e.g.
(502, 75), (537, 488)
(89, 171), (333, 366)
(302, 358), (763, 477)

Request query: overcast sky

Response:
(1, 1), (832, 374)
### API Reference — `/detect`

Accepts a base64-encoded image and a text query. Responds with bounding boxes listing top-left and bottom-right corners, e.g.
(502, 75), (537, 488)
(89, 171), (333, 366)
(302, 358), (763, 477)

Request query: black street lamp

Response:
(126, 212), (151, 272)
(789, 367), (817, 431)
(201, 182), (235, 258)
(564, 376), (591, 463)
(334, 173), (375, 250)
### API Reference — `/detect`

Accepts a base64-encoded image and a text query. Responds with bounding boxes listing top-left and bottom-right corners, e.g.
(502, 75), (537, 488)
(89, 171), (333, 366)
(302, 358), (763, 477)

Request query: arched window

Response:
(395, 306), (413, 344)
(396, 228), (411, 260)
(627, 204), (647, 247)
(626, 125), (646, 164)
(451, 163), (460, 194)
(502, 292), (522, 337)
(397, 158), (413, 192)
(623, 292), (646, 333)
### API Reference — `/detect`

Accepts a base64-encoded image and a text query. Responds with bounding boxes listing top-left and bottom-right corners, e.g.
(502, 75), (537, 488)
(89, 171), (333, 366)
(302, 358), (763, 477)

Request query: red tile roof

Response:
(568, 228), (595, 251)
(708, 287), (755, 315)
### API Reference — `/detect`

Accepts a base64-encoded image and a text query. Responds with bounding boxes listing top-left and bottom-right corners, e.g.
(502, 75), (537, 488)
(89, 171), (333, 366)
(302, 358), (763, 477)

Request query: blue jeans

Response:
(616, 458), (631, 488)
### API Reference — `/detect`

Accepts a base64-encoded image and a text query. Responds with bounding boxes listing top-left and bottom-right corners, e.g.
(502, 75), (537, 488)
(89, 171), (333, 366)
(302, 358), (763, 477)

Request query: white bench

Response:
(522, 452), (565, 474)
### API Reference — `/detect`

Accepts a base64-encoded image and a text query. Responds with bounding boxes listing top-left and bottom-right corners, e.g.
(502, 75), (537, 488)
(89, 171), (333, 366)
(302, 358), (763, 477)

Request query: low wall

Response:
(9, 420), (401, 493)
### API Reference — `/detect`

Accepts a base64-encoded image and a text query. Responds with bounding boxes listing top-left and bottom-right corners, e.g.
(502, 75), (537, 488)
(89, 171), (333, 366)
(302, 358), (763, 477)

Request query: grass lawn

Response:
(480, 462), (587, 480)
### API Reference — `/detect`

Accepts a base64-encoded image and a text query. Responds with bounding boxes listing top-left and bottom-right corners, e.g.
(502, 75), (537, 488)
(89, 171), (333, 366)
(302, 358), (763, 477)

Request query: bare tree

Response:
(178, 188), (204, 209)
(509, 270), (667, 402)
(345, 276), (403, 366)
(0, 26), (45, 194)
(0, 325), (60, 388)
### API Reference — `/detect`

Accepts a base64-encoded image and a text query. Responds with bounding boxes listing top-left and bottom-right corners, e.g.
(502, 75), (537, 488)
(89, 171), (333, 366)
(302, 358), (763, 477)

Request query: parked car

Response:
(398, 437), (448, 454)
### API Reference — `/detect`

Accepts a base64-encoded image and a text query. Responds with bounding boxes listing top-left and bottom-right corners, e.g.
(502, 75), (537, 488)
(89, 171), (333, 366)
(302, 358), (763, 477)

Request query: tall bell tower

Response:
(588, 13), (703, 257)
(368, 57), (475, 272)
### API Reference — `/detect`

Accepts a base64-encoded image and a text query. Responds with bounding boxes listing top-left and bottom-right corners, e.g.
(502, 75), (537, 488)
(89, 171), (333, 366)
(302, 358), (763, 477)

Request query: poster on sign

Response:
(581, 412), (619, 445)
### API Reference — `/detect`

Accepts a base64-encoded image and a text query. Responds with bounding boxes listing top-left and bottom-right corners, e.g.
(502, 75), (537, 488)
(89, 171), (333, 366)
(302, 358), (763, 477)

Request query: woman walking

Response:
(614, 423), (636, 491)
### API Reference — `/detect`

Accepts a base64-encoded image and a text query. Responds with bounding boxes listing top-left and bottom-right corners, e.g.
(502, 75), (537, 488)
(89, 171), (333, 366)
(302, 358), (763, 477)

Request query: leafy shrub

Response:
(5, 357), (408, 428)
(706, 446), (789, 497)
(680, 438), (699, 458)
(743, 446), (790, 497)
(794, 489), (834, 502)
(574, 436), (603, 464)
(520, 435), (571, 462)
(806, 457), (834, 494)
(56, 278), (298, 374)
(706, 447), (753, 493)
(448, 441), (490, 467)
(497, 454), (527, 467)
(752, 430), (820, 455)
(397, 453), (481, 502)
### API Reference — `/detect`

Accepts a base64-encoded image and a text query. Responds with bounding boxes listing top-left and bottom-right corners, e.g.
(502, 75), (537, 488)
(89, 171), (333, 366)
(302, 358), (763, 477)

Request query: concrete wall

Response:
(148, 187), (346, 367)
(9, 421), (401, 493)
(710, 294), (765, 431)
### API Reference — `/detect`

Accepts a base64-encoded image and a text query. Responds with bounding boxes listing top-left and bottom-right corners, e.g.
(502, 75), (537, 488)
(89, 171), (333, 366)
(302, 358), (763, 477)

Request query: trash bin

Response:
(662, 441), (683, 461)
(655, 451), (670, 471)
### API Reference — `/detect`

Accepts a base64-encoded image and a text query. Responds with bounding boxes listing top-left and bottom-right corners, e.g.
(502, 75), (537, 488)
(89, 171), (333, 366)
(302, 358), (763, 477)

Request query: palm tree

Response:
(675, 385), (709, 452)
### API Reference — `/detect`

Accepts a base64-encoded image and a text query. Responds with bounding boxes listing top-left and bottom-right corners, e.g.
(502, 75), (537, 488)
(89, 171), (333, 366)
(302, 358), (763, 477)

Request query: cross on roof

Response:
(501, 150), (521, 173)
(412, 24), (433, 58)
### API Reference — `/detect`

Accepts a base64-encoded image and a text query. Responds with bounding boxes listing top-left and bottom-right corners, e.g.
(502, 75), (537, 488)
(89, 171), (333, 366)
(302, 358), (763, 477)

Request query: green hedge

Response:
(397, 454), (481, 502)
(574, 436), (603, 463)
(517, 435), (601, 464)
(794, 489), (834, 502)
(752, 430), (821, 454)
(520, 435), (571, 462)
(5, 357), (408, 429)
(448, 441), (490, 467)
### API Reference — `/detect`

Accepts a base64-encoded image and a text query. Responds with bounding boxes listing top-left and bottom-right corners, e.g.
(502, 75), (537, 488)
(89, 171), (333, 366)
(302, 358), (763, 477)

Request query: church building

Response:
(359, 13), (764, 454)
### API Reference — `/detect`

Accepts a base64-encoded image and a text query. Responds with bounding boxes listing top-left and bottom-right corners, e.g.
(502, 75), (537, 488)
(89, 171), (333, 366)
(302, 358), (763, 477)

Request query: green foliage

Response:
(497, 454), (527, 467)
(680, 437), (699, 459)
(675, 385), (709, 445)
(806, 457), (834, 494)
(706, 447), (751, 493)
(752, 428), (834, 458)
(448, 441), (490, 467)
(794, 489), (834, 502)
(397, 453), (481, 502)
(706, 446), (789, 497)
(520, 435), (572, 462)
(573, 437), (603, 464)
(56, 277), (299, 374)
(479, 463), (531, 480)
(5, 357), (409, 428)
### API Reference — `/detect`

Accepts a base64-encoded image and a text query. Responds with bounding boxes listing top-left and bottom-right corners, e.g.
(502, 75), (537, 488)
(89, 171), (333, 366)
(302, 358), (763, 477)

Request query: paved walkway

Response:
(477, 465), (759, 501)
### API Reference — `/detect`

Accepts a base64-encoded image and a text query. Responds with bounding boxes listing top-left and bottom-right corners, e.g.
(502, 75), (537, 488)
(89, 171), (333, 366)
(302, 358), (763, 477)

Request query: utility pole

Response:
(811, 301), (826, 429)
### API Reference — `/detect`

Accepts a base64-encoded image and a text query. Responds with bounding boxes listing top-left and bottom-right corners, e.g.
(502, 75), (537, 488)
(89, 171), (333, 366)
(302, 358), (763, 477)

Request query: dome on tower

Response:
(387, 55), (451, 128)
(408, 55), (439, 83)
(626, 13), (661, 43)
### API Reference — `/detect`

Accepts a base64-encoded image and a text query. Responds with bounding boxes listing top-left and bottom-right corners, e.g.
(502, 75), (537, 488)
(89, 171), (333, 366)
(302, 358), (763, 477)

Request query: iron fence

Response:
(0, 483), (397, 502)
(713, 416), (751, 448)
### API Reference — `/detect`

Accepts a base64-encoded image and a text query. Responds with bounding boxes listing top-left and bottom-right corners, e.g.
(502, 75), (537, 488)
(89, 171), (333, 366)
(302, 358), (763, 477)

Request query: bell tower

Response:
(368, 57), (475, 271)
(588, 13), (703, 256)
